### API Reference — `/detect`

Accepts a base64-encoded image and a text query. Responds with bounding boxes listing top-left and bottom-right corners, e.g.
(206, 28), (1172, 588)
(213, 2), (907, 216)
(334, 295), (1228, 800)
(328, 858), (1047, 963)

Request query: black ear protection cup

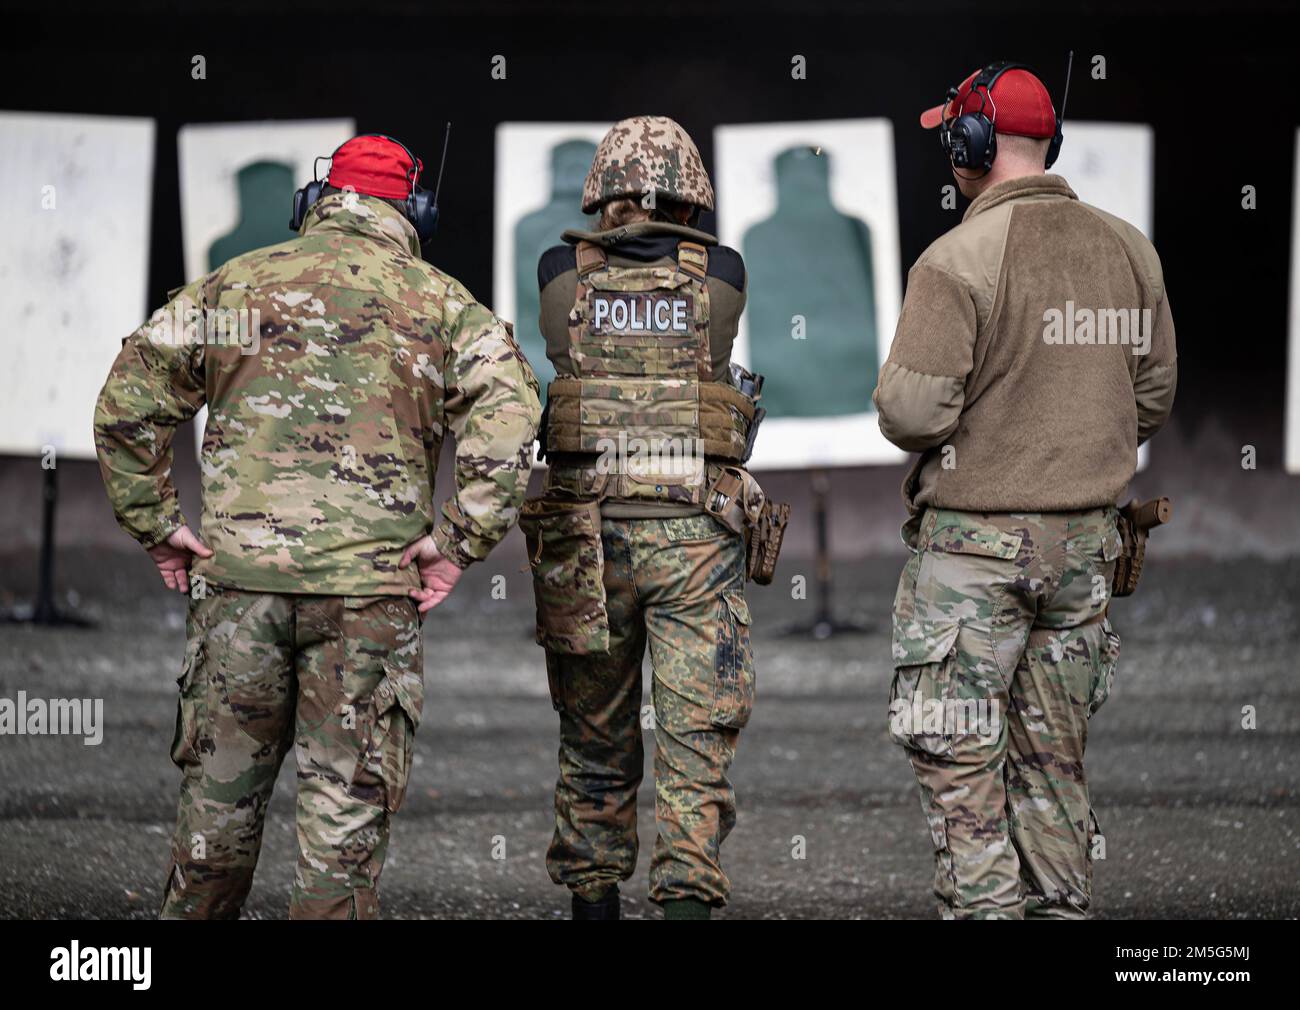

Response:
(406, 184), (439, 244)
(383, 133), (439, 243)
(289, 131), (446, 244)
(289, 177), (326, 232)
(1044, 122), (1064, 170)
(939, 53), (1074, 173)
(939, 61), (1029, 173)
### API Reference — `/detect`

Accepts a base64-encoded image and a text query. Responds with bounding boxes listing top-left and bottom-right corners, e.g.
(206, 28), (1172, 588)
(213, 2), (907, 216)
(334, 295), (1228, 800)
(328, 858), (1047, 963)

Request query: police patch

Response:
(591, 292), (691, 334)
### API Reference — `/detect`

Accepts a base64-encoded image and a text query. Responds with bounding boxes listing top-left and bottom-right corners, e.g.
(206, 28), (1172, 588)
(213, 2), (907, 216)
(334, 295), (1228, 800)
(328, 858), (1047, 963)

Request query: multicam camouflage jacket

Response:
(94, 192), (541, 595)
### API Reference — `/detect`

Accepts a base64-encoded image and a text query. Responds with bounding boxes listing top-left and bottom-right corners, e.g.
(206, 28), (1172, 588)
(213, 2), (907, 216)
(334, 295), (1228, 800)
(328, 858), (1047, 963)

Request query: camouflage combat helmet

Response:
(581, 115), (714, 214)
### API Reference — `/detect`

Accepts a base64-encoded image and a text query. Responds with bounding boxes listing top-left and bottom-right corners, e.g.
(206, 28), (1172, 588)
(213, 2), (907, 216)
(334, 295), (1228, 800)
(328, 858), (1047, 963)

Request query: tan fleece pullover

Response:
(874, 174), (1177, 515)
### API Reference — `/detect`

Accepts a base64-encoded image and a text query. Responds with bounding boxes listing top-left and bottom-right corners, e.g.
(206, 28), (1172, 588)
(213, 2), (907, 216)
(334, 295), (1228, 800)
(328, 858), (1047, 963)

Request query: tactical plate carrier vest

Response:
(544, 239), (757, 506)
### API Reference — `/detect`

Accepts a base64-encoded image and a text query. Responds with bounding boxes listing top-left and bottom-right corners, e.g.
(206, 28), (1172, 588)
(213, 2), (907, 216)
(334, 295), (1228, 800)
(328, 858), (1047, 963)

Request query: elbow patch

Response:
(875, 362), (965, 451)
(1135, 361), (1177, 439)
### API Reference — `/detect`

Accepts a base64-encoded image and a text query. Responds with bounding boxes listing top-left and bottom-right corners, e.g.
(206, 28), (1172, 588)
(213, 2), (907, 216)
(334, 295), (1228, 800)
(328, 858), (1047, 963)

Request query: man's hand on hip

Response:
(146, 525), (213, 594)
(399, 534), (464, 613)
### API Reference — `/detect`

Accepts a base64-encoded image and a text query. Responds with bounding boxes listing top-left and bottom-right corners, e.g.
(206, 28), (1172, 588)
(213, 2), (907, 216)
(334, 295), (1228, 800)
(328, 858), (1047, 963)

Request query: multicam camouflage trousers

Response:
(888, 507), (1123, 919)
(161, 589), (423, 920)
(543, 514), (753, 907)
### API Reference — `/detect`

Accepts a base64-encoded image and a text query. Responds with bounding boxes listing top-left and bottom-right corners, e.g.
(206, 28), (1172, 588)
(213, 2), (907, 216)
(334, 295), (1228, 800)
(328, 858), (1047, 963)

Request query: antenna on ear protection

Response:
(431, 122), (451, 214)
(1046, 50), (1074, 169)
(402, 123), (450, 246)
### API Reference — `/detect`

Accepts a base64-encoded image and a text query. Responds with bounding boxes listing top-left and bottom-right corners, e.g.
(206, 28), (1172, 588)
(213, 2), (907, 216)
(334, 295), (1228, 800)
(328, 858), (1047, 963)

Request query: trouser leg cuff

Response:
(662, 897), (712, 920)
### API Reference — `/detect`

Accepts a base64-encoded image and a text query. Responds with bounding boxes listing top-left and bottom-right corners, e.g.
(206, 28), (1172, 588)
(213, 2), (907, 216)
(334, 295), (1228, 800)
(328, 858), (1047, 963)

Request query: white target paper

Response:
(0, 111), (155, 460)
(715, 119), (904, 470)
(1051, 121), (1154, 238)
(493, 122), (610, 320)
(177, 118), (355, 280)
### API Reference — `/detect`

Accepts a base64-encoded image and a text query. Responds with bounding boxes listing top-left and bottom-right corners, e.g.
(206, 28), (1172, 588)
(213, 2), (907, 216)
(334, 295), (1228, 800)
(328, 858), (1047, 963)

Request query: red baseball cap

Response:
(327, 135), (423, 200)
(920, 66), (1056, 138)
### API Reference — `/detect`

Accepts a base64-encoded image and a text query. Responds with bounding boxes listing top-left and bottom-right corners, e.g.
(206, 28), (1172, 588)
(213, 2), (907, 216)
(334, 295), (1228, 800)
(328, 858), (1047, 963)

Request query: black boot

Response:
(571, 886), (621, 920)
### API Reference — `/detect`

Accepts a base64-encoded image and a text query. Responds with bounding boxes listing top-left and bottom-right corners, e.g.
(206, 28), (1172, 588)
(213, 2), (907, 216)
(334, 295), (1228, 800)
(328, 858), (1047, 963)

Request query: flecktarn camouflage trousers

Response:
(888, 507), (1123, 919)
(161, 589), (423, 920)
(542, 514), (753, 907)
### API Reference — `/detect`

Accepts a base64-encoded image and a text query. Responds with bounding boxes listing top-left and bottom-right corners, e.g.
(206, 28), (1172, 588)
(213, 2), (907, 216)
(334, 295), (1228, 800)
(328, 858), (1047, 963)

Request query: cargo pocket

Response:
(1088, 619), (1121, 717)
(662, 515), (724, 543)
(710, 588), (754, 729)
(519, 496), (610, 655)
(352, 663), (424, 815)
(924, 512), (1023, 560)
(169, 636), (207, 774)
(888, 620), (963, 759)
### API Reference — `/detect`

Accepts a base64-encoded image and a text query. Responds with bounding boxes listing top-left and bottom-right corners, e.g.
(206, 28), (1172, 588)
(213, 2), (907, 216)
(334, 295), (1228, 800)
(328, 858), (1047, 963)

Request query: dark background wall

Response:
(2, 1), (1298, 574)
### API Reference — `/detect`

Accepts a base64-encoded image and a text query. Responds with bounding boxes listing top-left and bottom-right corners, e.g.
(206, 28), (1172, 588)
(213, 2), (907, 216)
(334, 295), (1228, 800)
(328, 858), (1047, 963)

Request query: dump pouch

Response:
(518, 496), (610, 655)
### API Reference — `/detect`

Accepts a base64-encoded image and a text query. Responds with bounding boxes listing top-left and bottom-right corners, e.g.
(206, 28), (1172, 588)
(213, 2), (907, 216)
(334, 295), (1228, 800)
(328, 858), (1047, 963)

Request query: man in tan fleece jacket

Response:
(875, 62), (1176, 919)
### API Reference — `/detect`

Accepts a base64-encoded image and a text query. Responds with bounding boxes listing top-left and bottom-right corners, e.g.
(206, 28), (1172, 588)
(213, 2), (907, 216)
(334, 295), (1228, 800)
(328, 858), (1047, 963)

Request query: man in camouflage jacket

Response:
(94, 134), (540, 919)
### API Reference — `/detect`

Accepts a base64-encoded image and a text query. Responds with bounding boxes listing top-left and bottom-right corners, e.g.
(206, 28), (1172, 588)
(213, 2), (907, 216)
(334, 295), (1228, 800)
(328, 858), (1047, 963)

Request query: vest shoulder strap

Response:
(575, 241), (607, 277)
(677, 240), (709, 281)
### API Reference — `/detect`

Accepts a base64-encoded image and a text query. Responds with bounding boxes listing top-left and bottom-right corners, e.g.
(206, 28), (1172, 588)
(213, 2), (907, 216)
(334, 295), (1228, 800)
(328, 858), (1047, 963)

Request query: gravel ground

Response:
(1, 549), (1296, 919)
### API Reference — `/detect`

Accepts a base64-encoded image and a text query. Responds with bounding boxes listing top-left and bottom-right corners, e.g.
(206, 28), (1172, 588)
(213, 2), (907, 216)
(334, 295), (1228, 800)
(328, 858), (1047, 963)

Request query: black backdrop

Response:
(3, 0), (1297, 463)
